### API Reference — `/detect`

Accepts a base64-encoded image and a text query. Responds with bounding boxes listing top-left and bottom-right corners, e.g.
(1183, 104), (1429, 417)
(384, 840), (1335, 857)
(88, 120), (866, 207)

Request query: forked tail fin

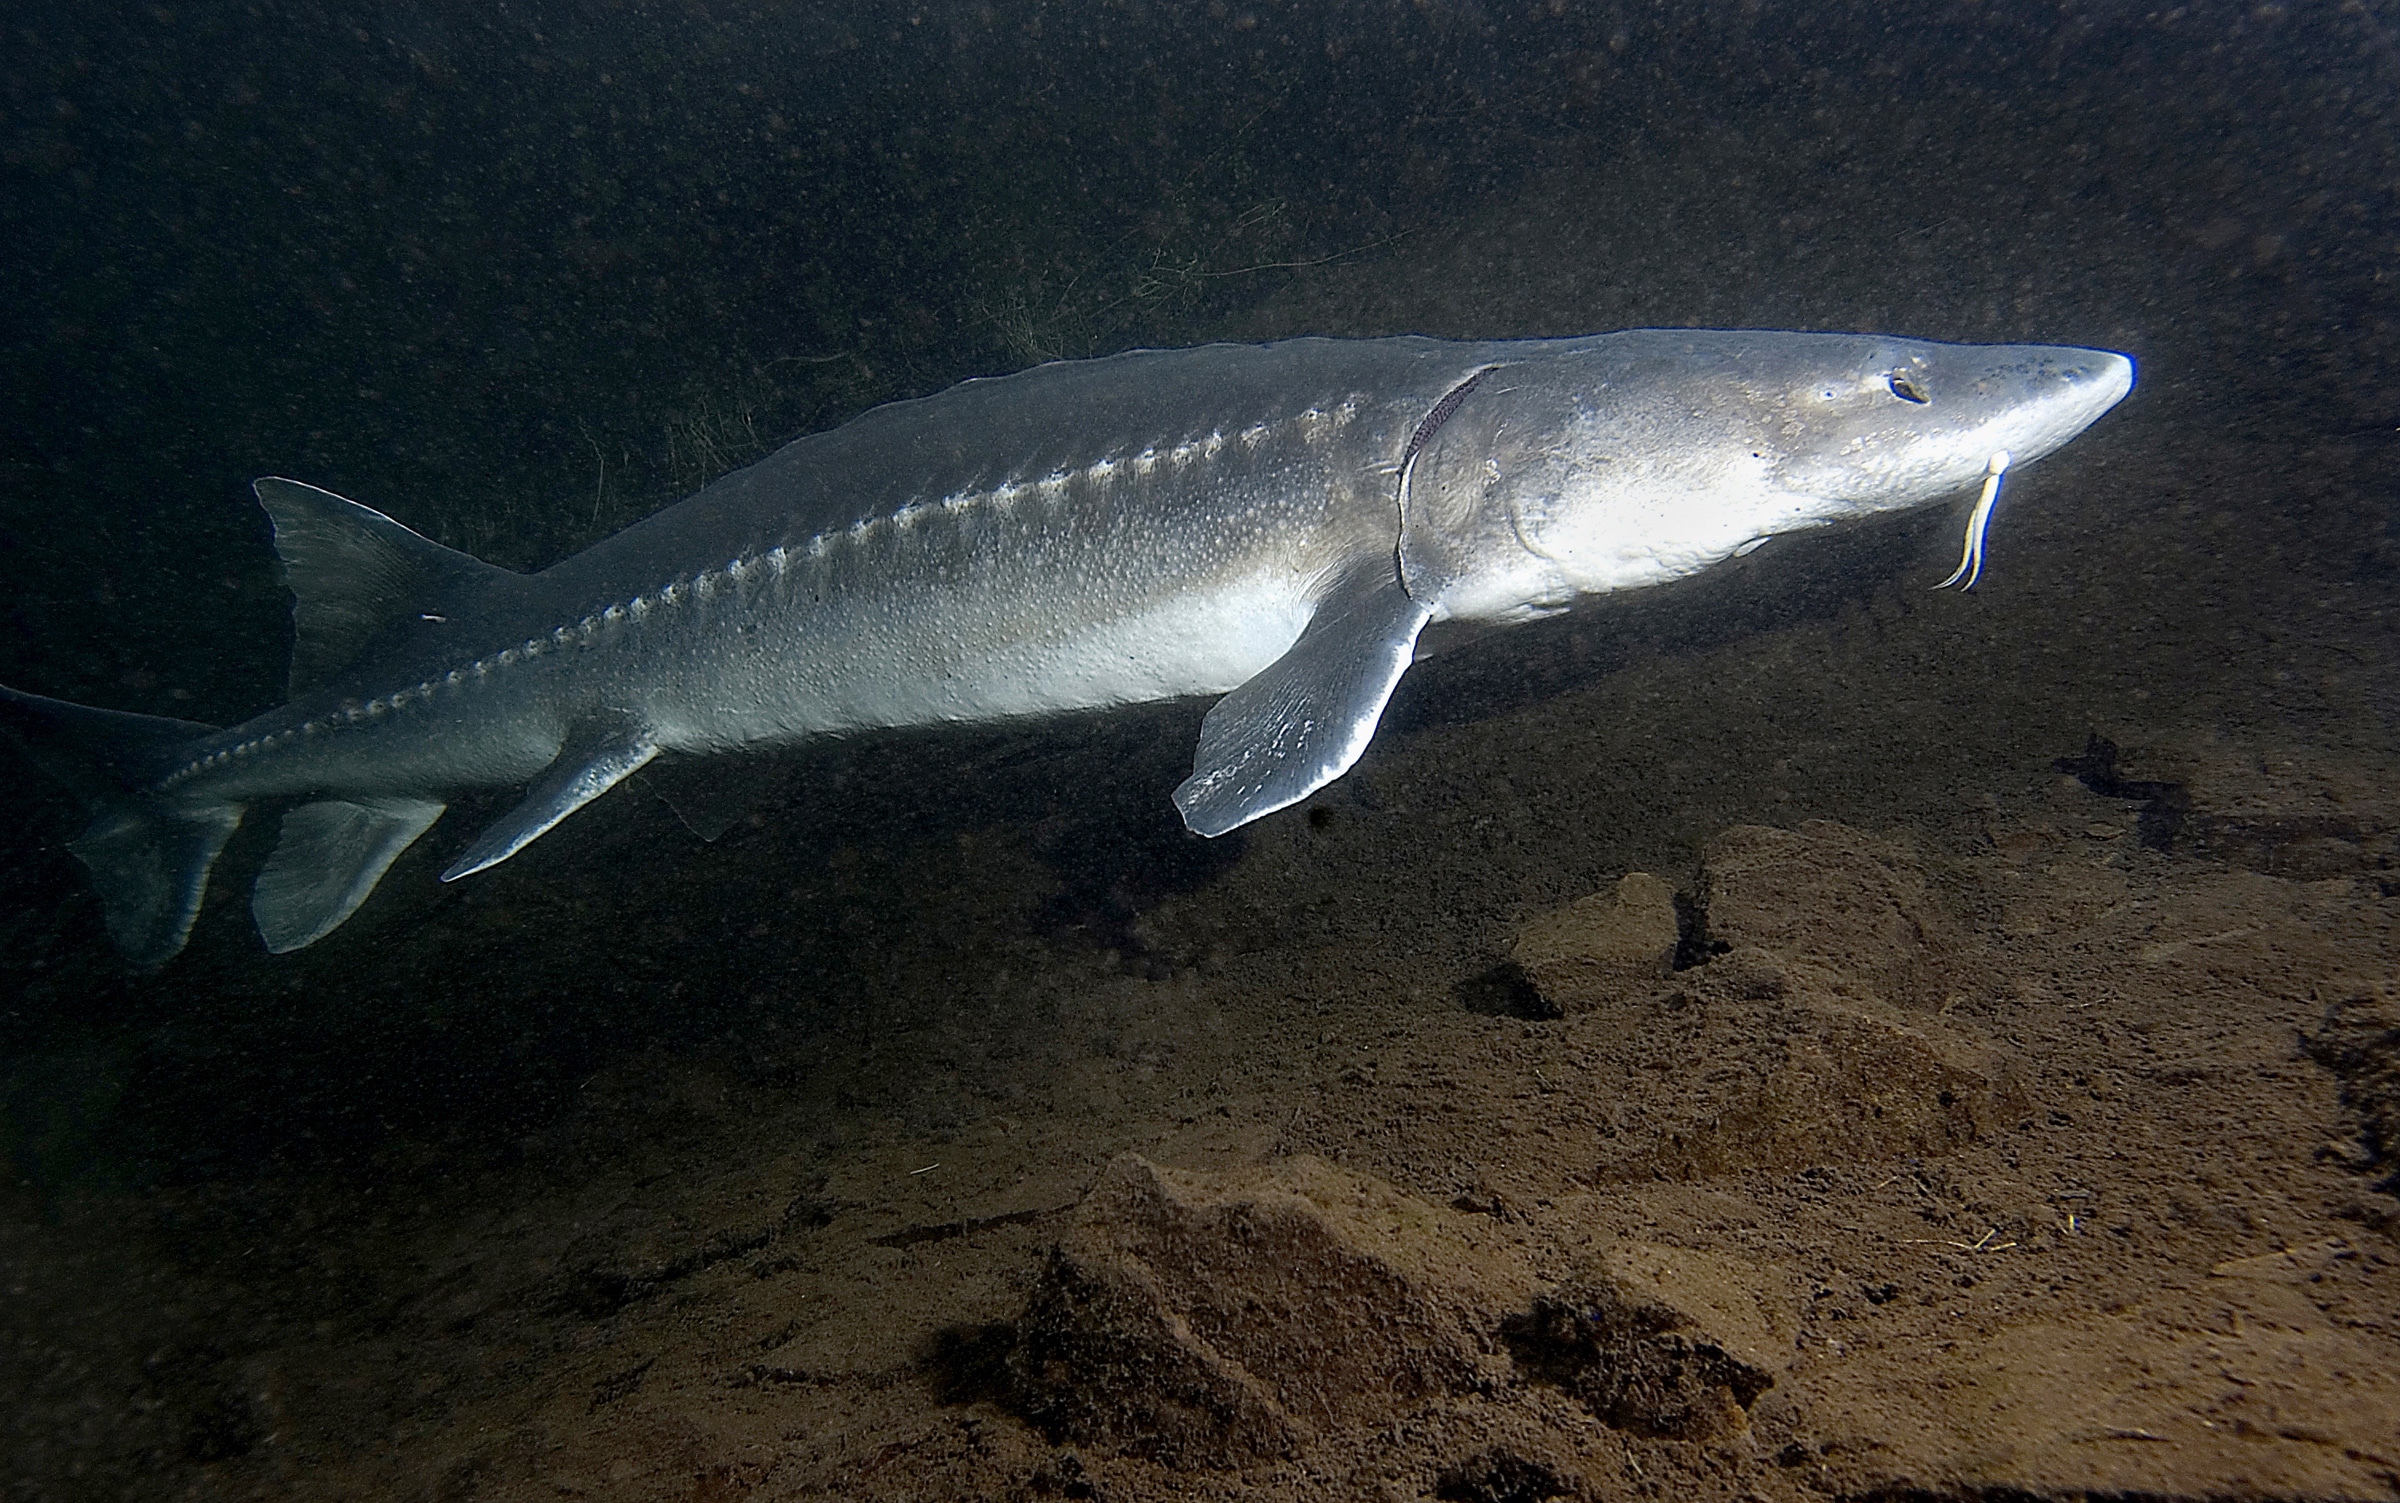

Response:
(0, 685), (241, 967)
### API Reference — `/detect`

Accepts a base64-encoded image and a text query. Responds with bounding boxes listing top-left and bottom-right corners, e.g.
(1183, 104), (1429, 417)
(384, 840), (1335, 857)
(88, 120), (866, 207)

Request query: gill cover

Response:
(1397, 363), (1576, 624)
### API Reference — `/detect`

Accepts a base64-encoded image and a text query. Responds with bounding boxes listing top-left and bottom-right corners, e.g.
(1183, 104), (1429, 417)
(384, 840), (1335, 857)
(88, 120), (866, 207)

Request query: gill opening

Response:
(1402, 365), (1503, 471)
(1396, 363), (1509, 592)
(1931, 449), (2011, 592)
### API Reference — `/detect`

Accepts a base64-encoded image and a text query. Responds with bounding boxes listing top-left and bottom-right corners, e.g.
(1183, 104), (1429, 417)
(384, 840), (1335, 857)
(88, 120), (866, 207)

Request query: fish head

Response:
(1756, 335), (2135, 511)
(1400, 331), (2134, 622)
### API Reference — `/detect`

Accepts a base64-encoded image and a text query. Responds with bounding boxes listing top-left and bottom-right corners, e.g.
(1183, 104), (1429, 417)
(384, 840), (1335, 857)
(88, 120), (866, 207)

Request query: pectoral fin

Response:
(1173, 561), (1433, 837)
(442, 717), (658, 881)
(253, 795), (447, 953)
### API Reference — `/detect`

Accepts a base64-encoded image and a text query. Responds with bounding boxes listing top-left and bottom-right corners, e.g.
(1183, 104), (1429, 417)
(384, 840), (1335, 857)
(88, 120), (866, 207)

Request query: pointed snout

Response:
(1973, 344), (2134, 469)
(2065, 348), (2135, 415)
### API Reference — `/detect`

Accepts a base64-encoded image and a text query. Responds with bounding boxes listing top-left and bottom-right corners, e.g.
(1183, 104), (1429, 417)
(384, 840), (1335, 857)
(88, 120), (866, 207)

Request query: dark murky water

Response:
(2, 3), (2394, 1496)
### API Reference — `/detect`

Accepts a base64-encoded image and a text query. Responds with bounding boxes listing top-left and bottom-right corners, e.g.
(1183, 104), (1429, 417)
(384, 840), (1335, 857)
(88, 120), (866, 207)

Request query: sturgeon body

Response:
(0, 331), (2133, 964)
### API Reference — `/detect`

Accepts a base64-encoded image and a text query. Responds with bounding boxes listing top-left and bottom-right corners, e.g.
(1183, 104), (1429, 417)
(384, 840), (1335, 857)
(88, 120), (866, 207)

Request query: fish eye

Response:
(1887, 372), (1930, 404)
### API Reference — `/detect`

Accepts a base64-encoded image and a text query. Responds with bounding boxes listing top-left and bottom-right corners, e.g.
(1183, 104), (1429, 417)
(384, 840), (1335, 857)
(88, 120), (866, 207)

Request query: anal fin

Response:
(252, 796), (447, 953)
(1173, 560), (1433, 837)
(442, 717), (658, 881)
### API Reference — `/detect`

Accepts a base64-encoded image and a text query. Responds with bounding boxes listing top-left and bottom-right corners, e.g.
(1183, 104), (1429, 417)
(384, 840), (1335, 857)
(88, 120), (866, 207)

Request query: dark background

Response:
(1, 0), (2394, 1192)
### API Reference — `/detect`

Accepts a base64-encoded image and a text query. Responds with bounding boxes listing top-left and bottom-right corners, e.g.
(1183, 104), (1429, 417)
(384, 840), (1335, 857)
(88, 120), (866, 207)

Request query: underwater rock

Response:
(1008, 1236), (1300, 1464)
(1584, 821), (2035, 1171)
(1510, 872), (1680, 1013)
(1606, 981), (2026, 1180)
(1604, 820), (2032, 1174)
(1542, 822), (2029, 1180)
(1432, 1447), (1574, 1503)
(1008, 1153), (1532, 1464)
(2304, 982), (2400, 1193)
(1701, 820), (1981, 1011)
(2123, 735), (2398, 879)
(1701, 944), (1789, 1001)
(1502, 1241), (1794, 1440)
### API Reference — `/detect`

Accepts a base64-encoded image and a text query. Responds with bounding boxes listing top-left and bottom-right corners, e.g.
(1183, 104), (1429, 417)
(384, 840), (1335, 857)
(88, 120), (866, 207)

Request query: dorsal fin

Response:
(253, 477), (519, 697)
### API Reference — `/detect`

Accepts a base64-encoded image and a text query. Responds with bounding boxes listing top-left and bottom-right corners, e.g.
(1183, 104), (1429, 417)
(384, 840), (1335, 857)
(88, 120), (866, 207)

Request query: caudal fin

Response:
(0, 685), (241, 967)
